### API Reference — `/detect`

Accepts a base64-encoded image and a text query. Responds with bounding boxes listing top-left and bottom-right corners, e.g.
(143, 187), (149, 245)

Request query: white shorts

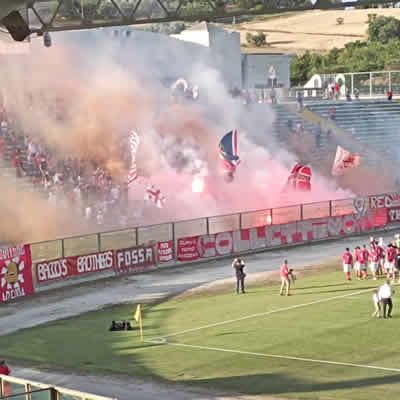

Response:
(355, 262), (366, 271)
(385, 261), (394, 271)
(343, 263), (352, 273)
(370, 262), (378, 272)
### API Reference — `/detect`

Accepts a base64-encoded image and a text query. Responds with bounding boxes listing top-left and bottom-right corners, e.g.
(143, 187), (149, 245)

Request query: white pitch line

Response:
(155, 286), (378, 341)
(164, 342), (400, 373)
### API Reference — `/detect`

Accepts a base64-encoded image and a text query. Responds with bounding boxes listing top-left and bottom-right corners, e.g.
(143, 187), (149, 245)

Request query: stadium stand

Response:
(307, 99), (400, 164)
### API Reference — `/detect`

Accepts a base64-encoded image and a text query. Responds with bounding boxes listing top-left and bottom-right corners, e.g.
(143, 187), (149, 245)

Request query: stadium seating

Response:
(268, 103), (337, 174)
(307, 100), (400, 163)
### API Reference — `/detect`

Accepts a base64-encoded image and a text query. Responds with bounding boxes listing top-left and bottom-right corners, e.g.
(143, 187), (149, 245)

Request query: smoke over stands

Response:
(0, 27), (353, 244)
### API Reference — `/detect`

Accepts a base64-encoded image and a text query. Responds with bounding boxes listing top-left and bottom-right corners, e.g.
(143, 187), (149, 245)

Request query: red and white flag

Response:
(128, 130), (140, 185)
(145, 185), (166, 208)
(331, 145), (361, 176)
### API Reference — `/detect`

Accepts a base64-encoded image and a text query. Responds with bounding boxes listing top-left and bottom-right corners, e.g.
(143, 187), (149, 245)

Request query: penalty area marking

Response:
(155, 286), (380, 341)
(164, 341), (400, 373)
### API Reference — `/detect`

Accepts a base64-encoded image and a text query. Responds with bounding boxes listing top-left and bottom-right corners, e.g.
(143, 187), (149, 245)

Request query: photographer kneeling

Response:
(280, 259), (293, 296)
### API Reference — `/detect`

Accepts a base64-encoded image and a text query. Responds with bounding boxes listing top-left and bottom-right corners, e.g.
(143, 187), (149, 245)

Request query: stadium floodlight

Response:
(43, 31), (51, 47)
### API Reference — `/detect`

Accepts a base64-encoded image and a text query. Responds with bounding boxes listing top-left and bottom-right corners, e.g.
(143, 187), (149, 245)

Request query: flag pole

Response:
(139, 314), (144, 342)
(134, 304), (144, 341)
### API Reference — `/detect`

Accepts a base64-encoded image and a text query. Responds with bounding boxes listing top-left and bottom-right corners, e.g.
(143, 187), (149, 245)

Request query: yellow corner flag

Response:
(134, 304), (143, 341)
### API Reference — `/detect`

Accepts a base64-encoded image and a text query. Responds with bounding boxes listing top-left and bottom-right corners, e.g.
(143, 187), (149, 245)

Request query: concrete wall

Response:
(208, 25), (242, 90)
(242, 53), (293, 89)
(172, 23), (242, 89)
(45, 27), (214, 86)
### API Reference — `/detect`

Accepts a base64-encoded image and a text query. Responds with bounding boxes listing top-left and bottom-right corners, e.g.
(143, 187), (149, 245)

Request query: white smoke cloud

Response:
(0, 26), (360, 243)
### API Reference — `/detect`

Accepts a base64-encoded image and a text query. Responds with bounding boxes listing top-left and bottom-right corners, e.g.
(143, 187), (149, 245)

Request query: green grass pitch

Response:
(2, 267), (400, 400)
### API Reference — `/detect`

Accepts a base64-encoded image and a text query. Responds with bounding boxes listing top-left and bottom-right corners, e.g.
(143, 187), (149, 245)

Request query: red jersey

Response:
(386, 247), (397, 262)
(370, 249), (379, 262)
(280, 263), (289, 278)
(376, 246), (384, 258)
(0, 365), (10, 375)
(362, 249), (369, 262)
(356, 249), (366, 264)
(343, 252), (353, 264)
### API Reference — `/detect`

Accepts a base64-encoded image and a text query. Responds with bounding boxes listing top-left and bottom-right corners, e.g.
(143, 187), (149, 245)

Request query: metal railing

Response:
(0, 375), (113, 400)
(29, 196), (356, 264)
(344, 71), (400, 97)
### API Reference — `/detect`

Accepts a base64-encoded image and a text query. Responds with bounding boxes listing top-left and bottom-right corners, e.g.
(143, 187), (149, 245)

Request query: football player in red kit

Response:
(376, 242), (384, 276)
(343, 248), (353, 280)
(357, 245), (368, 279)
(385, 244), (397, 280)
(369, 244), (379, 280)
(354, 246), (362, 279)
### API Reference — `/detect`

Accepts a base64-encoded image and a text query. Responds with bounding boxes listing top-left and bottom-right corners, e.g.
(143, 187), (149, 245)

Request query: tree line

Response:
(291, 14), (400, 86)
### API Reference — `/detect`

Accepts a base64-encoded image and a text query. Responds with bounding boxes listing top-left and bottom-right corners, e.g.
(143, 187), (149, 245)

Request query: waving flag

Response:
(332, 145), (361, 176)
(128, 130), (140, 185)
(127, 129), (167, 207)
(145, 185), (166, 208)
(219, 129), (240, 179)
(282, 163), (312, 192)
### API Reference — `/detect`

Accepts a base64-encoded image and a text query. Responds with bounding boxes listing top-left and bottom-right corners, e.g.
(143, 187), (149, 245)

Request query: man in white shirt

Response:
(378, 280), (393, 318)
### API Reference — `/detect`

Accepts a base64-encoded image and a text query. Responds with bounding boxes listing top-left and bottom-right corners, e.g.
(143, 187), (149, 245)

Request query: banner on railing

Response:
(158, 241), (173, 264)
(370, 193), (400, 209)
(176, 211), (386, 261)
(0, 245), (34, 302)
(35, 250), (114, 284)
(115, 245), (155, 275)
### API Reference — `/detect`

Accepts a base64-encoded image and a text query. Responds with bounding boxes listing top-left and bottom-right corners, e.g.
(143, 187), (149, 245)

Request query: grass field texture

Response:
(2, 268), (400, 400)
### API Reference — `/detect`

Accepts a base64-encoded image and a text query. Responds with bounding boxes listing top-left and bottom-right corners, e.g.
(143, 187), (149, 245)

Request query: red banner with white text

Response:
(35, 250), (114, 284)
(176, 211), (386, 262)
(0, 245), (34, 302)
(158, 241), (174, 264)
(115, 245), (155, 275)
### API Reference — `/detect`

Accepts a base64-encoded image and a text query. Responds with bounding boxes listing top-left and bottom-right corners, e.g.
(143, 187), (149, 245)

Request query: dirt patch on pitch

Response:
(175, 259), (339, 300)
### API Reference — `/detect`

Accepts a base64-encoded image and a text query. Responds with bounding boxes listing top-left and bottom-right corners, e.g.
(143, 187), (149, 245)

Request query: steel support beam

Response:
(6, 0), (399, 38)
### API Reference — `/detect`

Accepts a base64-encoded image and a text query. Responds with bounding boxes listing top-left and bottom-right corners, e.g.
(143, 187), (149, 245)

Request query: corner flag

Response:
(134, 304), (141, 322)
(134, 304), (143, 341)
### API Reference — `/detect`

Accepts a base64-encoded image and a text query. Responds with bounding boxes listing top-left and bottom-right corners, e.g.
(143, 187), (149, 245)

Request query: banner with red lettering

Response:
(0, 245), (34, 303)
(115, 245), (155, 275)
(158, 241), (173, 264)
(35, 250), (114, 284)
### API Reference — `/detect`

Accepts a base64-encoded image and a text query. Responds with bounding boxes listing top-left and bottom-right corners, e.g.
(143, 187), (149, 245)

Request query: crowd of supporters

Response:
(0, 107), (131, 230)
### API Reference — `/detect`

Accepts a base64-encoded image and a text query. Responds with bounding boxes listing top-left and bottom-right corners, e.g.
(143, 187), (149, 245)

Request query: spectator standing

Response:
(334, 81), (340, 99)
(315, 123), (322, 149)
(280, 259), (291, 296)
(388, 89), (393, 101)
(12, 149), (24, 178)
(296, 91), (304, 112)
(270, 87), (277, 104)
(268, 65), (277, 88)
(354, 88), (360, 100)
(329, 106), (336, 121)
(378, 279), (393, 318)
(233, 258), (246, 294)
